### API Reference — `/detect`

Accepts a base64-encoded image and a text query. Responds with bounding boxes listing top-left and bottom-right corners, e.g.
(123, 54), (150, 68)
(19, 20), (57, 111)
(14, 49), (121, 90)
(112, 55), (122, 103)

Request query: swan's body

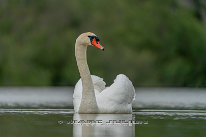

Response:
(73, 32), (135, 113)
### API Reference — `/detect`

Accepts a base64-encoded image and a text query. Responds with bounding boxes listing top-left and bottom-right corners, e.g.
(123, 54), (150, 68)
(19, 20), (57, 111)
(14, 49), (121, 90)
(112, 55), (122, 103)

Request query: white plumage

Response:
(74, 32), (135, 113)
(73, 74), (135, 113)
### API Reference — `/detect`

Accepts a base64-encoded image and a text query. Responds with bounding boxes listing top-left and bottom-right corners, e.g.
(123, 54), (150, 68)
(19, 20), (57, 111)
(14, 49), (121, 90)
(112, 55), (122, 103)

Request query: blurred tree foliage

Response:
(0, 0), (206, 87)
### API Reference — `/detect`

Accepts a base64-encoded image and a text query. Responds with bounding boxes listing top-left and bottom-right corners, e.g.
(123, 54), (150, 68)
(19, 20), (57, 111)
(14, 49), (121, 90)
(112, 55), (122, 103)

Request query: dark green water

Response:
(0, 109), (205, 137)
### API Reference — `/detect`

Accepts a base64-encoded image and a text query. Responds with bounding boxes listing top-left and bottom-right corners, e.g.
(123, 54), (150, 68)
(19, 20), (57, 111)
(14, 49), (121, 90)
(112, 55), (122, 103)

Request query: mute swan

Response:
(73, 32), (135, 113)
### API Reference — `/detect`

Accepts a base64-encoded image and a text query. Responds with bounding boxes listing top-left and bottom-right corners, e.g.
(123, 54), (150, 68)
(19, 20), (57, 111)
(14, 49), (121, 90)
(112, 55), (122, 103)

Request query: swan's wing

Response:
(73, 75), (106, 112)
(98, 74), (135, 104)
(97, 74), (135, 113)
(90, 75), (106, 93)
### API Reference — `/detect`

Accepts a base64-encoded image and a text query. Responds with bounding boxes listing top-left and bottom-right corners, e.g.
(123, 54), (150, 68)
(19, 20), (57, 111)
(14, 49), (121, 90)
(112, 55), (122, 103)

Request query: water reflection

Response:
(73, 114), (135, 137)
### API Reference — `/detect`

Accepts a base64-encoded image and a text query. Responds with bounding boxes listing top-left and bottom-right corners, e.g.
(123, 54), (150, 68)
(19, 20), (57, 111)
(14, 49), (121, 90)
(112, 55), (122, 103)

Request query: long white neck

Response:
(75, 41), (98, 113)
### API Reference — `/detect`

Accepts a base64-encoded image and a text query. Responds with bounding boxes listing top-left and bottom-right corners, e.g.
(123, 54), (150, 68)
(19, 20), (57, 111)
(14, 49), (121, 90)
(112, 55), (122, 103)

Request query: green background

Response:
(0, 0), (206, 87)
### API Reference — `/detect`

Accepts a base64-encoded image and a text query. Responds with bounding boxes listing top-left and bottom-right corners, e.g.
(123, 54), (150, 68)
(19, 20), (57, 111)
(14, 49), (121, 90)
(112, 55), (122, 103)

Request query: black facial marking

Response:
(88, 35), (100, 42)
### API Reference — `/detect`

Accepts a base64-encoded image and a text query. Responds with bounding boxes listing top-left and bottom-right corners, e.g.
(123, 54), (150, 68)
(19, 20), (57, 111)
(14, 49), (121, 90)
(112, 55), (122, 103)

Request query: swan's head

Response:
(76, 32), (104, 51)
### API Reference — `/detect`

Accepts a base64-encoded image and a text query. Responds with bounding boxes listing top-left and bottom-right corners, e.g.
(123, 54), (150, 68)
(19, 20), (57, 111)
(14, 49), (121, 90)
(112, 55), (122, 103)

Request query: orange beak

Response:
(91, 38), (104, 51)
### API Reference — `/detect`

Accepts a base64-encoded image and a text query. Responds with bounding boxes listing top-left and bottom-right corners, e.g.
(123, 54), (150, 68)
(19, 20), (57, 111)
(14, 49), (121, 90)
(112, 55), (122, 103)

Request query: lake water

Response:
(0, 87), (206, 137)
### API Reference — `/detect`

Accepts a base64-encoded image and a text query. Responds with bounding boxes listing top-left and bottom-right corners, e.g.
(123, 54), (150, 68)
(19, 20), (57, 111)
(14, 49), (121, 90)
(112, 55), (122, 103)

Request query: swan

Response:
(73, 32), (135, 113)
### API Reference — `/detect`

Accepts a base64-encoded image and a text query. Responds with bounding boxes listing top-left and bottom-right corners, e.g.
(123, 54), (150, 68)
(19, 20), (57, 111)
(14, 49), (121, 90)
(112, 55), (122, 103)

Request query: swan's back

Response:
(73, 74), (135, 113)
(97, 74), (135, 113)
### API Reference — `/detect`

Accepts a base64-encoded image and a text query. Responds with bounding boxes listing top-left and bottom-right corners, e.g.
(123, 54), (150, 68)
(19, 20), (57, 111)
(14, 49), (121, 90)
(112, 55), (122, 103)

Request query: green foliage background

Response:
(0, 0), (206, 86)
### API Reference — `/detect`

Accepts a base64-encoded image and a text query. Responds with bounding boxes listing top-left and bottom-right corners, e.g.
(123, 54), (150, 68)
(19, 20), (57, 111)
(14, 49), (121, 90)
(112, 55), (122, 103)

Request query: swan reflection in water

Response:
(73, 114), (135, 137)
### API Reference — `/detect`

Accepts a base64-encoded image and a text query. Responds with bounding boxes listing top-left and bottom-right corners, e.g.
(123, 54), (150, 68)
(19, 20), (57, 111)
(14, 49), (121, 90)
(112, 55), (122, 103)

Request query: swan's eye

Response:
(88, 36), (100, 43)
